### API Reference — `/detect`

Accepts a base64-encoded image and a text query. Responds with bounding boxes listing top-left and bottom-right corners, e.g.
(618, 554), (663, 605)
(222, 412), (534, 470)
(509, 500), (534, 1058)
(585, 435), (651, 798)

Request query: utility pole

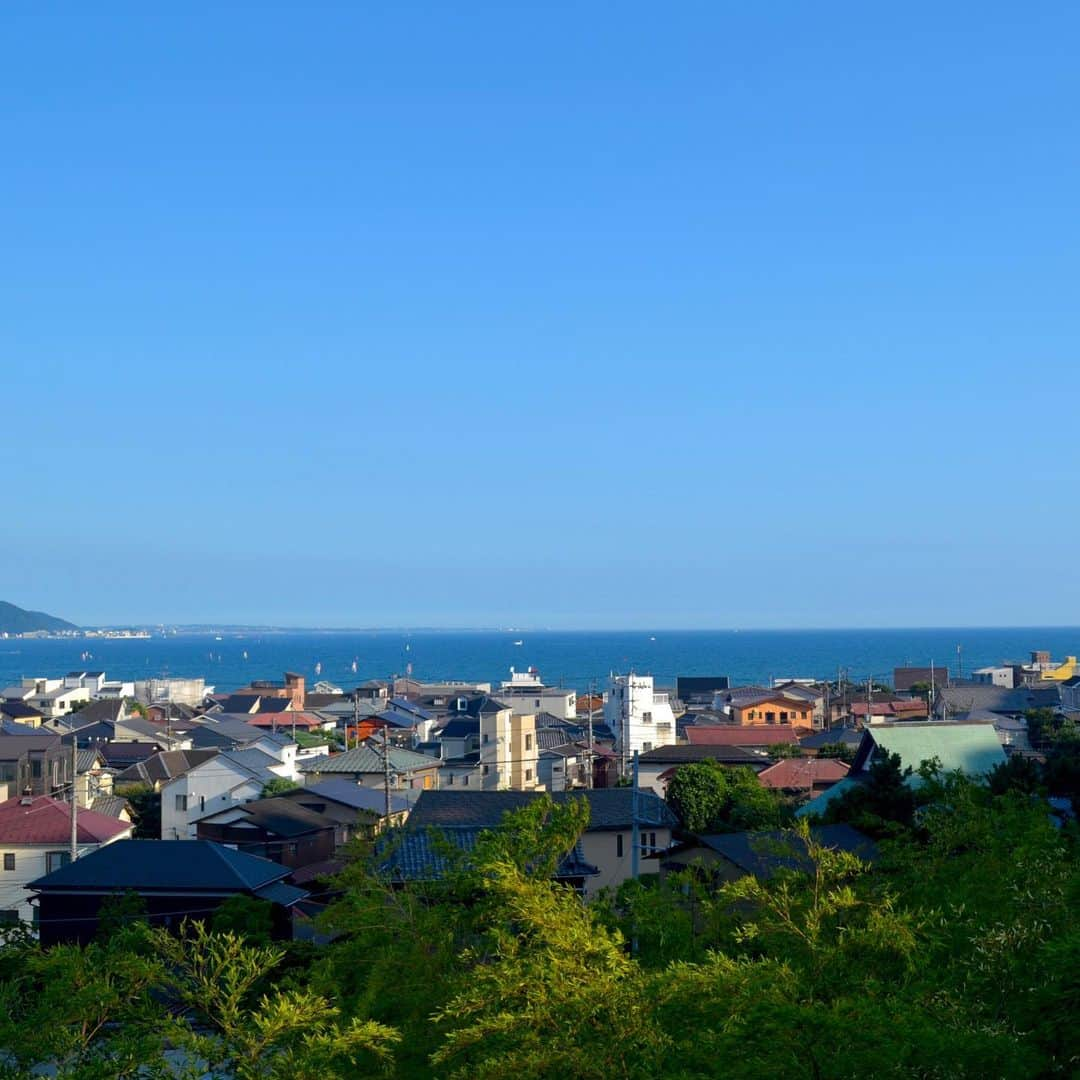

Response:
(69, 738), (78, 862)
(930, 659), (936, 719)
(382, 673), (394, 817)
(586, 679), (595, 789)
(631, 750), (640, 881)
(350, 689), (360, 752)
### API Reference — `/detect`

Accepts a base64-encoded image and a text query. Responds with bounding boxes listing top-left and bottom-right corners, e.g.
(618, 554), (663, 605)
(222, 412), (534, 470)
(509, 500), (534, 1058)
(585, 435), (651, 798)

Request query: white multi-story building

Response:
(160, 741), (298, 840)
(498, 669), (577, 720)
(604, 673), (676, 764)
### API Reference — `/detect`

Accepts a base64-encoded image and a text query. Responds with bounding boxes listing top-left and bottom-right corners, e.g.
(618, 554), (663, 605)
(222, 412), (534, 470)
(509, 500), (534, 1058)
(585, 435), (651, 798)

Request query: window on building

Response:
(46, 851), (71, 873)
(780, 711), (789, 722)
(200, 796), (205, 812)
(175, 794), (188, 812)
(30, 760), (42, 779)
(447, 773), (455, 786)
(462, 775), (470, 786)
(649, 832), (657, 852)
(525, 734), (532, 751)
(525, 769), (532, 781)
(617, 834), (624, 858)
(2, 854), (13, 871)
(482, 765), (490, 776)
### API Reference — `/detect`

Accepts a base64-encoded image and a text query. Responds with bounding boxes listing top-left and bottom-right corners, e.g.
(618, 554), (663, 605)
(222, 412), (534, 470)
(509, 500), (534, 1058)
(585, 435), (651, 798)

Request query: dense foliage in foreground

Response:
(0, 770), (1077, 1078)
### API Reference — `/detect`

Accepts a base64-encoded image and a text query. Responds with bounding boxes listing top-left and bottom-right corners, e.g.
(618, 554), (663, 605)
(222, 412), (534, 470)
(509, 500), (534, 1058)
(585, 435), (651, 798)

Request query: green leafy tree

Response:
(0, 931), (169, 1079)
(261, 777), (301, 798)
(152, 921), (399, 1080)
(118, 782), (161, 838)
(821, 750), (915, 833)
(211, 895), (275, 945)
(816, 741), (854, 762)
(666, 760), (780, 833)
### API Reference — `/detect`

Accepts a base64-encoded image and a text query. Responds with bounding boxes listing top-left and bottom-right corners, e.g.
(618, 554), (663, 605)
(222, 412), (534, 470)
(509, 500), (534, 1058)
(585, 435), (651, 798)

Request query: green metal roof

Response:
(868, 722), (1006, 779)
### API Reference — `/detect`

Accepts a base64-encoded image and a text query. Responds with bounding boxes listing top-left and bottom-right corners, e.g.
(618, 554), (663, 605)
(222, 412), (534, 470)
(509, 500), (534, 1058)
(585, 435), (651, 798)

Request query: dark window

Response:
(30, 760), (41, 779)
(617, 833), (624, 858)
(2, 854), (13, 871)
(175, 794), (188, 811)
(525, 734), (532, 751)
(46, 851), (71, 873)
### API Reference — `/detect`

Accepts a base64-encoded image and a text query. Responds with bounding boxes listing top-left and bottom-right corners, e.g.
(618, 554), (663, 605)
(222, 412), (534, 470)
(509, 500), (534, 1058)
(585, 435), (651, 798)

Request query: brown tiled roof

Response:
(685, 725), (799, 746)
(757, 758), (849, 790)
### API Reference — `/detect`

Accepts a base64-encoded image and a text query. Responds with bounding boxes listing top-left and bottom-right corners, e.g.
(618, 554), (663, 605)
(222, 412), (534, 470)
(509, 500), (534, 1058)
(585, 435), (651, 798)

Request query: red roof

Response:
(0, 796), (132, 845)
(757, 758), (849, 789)
(247, 711), (323, 729)
(685, 725), (799, 746)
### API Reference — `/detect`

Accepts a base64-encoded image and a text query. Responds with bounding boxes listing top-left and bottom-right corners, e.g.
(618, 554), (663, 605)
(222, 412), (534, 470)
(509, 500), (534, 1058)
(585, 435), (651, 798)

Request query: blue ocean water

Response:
(0, 628), (1077, 694)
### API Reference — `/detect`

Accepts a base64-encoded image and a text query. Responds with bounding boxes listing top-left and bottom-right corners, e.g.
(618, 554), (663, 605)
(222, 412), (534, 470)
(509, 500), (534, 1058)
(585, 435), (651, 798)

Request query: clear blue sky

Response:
(3, 4), (1078, 628)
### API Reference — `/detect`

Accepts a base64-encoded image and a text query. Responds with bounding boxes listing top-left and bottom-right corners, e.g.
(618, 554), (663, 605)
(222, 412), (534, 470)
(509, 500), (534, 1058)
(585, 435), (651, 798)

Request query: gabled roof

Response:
(638, 744), (767, 765)
(798, 726), (864, 750)
(407, 788), (678, 831)
(0, 795), (131, 845)
(438, 718), (479, 740)
(114, 749), (219, 785)
(68, 699), (125, 726)
(685, 825), (877, 879)
(98, 742), (163, 767)
(295, 779), (410, 815)
(76, 748), (106, 772)
(936, 685), (1060, 715)
(186, 715), (271, 748)
(88, 794), (131, 820)
(0, 702), (43, 721)
(0, 719), (41, 736)
(29, 839), (301, 900)
(0, 731), (62, 758)
(246, 711), (323, 730)
(851, 721), (1007, 778)
(757, 757), (849, 789)
(381, 827), (598, 884)
(298, 743), (438, 776)
(196, 797), (335, 837)
(684, 725), (798, 747)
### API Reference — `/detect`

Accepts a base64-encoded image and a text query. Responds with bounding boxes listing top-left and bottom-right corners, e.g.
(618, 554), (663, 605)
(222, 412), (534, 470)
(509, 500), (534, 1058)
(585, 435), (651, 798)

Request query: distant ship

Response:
(351, 659), (358, 674)
(513, 640), (524, 646)
(315, 661), (322, 676)
(242, 650), (248, 660)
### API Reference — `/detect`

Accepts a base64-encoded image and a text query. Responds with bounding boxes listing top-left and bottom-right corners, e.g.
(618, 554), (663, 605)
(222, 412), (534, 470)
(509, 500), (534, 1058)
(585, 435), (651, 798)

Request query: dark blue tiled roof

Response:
(379, 827), (598, 883)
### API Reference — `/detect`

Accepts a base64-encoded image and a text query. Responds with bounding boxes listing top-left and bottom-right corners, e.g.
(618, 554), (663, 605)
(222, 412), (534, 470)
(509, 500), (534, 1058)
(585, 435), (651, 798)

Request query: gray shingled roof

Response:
(380, 828), (598, 883)
(297, 779), (410, 815)
(690, 825), (878, 880)
(937, 685), (1060, 715)
(299, 744), (438, 776)
(407, 788), (677, 831)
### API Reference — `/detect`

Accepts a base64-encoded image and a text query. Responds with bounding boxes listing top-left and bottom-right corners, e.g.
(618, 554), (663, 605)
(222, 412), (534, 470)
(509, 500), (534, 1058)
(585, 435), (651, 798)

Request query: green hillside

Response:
(0, 601), (78, 634)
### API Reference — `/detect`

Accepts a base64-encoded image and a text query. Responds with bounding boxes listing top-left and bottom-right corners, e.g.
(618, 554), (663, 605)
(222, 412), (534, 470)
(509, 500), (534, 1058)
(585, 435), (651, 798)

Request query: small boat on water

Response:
(513, 640), (524, 646)
(242, 650), (248, 660)
(315, 661), (322, 676)
(351, 659), (358, 674)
